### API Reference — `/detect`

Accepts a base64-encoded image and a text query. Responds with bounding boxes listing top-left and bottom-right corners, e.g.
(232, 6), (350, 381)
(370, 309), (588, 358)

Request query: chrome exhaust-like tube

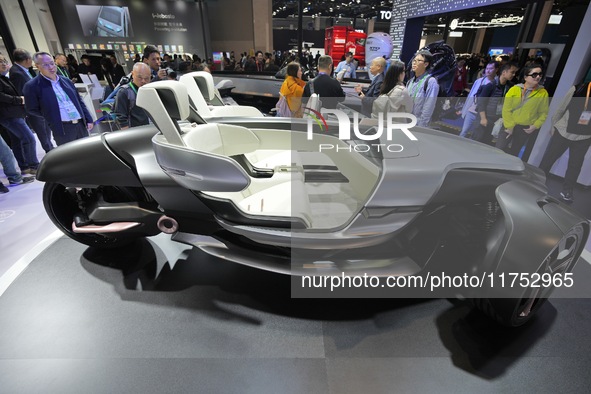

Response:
(157, 215), (179, 234)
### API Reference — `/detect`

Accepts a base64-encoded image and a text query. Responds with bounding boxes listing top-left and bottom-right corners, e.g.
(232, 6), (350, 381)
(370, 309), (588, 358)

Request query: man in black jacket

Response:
(113, 63), (151, 129)
(0, 54), (39, 174)
(23, 52), (94, 146)
(9, 48), (54, 153)
(471, 62), (518, 145)
(302, 55), (345, 109)
(355, 57), (386, 117)
(110, 55), (126, 86)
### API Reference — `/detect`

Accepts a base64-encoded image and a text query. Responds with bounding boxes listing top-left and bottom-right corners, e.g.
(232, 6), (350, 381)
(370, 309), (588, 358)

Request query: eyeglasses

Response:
(38, 62), (56, 69)
(527, 72), (542, 78)
(0, 59), (8, 65)
(412, 59), (425, 64)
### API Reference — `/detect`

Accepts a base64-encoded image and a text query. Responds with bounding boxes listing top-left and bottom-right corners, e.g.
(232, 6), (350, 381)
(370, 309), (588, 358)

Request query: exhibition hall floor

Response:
(1, 234), (591, 393)
(1, 137), (591, 393)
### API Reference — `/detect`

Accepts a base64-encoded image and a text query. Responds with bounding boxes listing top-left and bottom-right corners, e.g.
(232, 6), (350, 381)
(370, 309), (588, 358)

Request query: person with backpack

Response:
(406, 50), (439, 127)
(302, 55), (345, 109)
(113, 62), (151, 130)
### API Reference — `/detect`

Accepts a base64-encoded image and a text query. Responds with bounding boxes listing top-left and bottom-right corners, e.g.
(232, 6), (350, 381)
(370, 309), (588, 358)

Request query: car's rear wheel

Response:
(43, 182), (146, 249)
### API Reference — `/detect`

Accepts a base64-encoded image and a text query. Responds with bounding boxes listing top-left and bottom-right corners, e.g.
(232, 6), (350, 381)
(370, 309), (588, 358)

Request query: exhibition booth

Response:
(1, 0), (591, 392)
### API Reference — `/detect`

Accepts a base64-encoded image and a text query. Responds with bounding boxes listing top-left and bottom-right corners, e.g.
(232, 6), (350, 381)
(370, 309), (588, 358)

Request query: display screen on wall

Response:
(49, 0), (208, 58)
(489, 47), (514, 55)
(212, 52), (223, 63)
(76, 5), (134, 38)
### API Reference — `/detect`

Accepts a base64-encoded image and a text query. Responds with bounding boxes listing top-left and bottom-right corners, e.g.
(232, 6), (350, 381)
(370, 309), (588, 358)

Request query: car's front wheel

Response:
(477, 223), (587, 327)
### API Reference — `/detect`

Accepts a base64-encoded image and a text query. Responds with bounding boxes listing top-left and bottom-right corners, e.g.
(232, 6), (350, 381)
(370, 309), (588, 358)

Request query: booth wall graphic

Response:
(48, 0), (209, 60)
(388, 0), (515, 59)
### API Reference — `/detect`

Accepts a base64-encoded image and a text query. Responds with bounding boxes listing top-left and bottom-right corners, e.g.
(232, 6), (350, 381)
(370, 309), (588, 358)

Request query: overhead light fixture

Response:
(449, 31), (463, 37)
(548, 14), (563, 24)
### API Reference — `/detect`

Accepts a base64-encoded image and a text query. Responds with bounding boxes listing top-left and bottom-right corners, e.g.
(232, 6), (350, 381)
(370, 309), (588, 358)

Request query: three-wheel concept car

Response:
(37, 75), (589, 327)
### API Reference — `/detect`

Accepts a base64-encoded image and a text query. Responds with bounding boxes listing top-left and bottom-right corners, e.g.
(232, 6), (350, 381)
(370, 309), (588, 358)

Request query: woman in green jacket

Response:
(502, 63), (549, 160)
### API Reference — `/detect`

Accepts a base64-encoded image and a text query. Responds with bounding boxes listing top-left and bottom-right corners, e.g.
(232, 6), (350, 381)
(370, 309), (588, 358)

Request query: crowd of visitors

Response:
(0, 44), (589, 203)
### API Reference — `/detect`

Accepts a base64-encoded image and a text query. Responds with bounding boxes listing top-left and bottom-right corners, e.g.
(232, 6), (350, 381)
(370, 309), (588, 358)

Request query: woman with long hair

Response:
(372, 60), (413, 118)
(279, 62), (306, 117)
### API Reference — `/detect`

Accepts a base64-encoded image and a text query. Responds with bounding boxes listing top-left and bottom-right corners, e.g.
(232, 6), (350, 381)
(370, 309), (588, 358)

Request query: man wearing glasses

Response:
(23, 52), (94, 146)
(406, 50), (439, 127)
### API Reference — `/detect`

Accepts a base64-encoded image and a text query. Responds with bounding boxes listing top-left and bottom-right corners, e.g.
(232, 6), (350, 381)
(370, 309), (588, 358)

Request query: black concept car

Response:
(37, 74), (589, 327)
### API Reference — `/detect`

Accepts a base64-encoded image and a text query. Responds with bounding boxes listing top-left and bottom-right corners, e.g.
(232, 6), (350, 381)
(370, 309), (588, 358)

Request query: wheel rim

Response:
(515, 224), (586, 320)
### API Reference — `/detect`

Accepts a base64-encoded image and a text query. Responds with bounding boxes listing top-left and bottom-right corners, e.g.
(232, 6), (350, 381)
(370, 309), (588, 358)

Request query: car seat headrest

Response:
(179, 72), (212, 116)
(193, 71), (216, 101)
(136, 81), (189, 146)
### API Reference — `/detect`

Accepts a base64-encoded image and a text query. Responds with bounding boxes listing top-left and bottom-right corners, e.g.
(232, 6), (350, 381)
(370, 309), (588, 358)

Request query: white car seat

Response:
(179, 72), (263, 118)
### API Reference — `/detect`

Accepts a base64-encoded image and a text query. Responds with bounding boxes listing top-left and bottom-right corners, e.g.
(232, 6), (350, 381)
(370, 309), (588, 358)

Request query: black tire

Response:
(43, 182), (142, 249)
(479, 223), (587, 327)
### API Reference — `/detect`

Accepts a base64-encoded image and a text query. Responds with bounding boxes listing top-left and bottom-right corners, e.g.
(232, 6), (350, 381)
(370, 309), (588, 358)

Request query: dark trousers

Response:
(508, 124), (539, 162)
(54, 122), (89, 146)
(28, 115), (54, 153)
(0, 117), (39, 170)
(470, 116), (495, 145)
(539, 131), (591, 190)
(496, 129), (511, 152)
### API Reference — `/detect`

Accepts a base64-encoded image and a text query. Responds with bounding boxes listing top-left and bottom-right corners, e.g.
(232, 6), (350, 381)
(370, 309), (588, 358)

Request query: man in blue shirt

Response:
(334, 52), (356, 80)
